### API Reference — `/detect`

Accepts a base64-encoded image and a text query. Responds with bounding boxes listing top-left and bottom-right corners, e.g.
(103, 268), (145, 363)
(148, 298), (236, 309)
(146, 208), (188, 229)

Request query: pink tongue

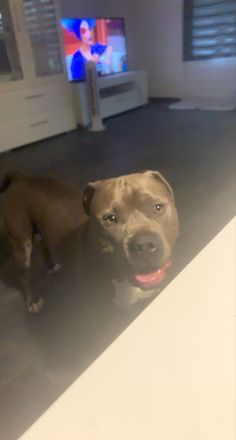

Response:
(134, 261), (171, 286)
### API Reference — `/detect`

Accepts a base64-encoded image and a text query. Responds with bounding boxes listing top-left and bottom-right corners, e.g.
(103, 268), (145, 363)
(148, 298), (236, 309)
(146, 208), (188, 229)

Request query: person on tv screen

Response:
(71, 19), (113, 80)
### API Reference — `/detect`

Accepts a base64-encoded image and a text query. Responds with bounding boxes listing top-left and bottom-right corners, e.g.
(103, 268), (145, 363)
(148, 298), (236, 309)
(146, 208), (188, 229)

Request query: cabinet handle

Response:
(29, 120), (48, 127)
(25, 94), (44, 100)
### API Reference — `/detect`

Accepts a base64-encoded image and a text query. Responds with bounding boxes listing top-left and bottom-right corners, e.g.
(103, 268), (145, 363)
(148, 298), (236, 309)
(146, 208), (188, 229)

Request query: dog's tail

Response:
(0, 171), (26, 193)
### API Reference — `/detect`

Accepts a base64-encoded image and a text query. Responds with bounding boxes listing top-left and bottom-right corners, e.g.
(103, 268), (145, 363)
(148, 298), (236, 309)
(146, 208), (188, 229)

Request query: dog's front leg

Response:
(11, 239), (44, 313)
(39, 238), (61, 274)
(18, 268), (44, 313)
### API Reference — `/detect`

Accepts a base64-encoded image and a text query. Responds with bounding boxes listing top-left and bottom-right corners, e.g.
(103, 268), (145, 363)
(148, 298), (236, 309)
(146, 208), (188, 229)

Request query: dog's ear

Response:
(83, 183), (96, 216)
(145, 170), (174, 200)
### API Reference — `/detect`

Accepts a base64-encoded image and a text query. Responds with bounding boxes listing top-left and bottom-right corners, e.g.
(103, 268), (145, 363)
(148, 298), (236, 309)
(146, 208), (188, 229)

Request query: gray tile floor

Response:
(0, 102), (235, 439)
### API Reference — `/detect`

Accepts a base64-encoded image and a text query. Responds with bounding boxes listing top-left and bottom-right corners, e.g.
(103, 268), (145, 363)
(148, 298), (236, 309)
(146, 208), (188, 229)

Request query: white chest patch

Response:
(112, 279), (158, 308)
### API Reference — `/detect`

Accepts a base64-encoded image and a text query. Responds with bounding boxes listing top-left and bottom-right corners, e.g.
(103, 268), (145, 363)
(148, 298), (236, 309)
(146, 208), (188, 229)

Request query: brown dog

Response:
(0, 170), (179, 312)
(0, 171), (85, 312)
(83, 170), (179, 307)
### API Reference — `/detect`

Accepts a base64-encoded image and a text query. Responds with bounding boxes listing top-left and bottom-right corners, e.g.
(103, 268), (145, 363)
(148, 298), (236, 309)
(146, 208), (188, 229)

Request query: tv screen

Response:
(60, 18), (128, 82)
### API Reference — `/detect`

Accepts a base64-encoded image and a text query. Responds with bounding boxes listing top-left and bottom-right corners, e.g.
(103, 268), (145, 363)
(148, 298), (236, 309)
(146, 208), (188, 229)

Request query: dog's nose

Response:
(129, 232), (161, 257)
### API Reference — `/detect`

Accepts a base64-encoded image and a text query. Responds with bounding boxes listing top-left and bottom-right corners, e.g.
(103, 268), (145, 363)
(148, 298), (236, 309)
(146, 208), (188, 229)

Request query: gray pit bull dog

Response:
(83, 170), (179, 308)
(0, 170), (179, 312)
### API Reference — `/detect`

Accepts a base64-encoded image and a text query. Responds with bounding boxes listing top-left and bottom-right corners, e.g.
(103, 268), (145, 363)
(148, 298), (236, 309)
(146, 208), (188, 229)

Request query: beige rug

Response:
(169, 97), (236, 111)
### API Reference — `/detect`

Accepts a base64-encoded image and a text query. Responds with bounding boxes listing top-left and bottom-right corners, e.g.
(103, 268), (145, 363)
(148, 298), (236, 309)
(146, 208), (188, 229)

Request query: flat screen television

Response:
(60, 18), (128, 82)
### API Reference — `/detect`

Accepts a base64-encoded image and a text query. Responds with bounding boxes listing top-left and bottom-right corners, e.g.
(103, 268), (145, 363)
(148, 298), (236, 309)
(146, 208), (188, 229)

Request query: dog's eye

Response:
(154, 203), (165, 214)
(103, 214), (119, 224)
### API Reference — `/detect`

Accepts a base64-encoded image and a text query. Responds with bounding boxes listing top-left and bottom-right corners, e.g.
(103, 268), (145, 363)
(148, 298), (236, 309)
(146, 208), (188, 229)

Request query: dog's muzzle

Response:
(126, 230), (171, 289)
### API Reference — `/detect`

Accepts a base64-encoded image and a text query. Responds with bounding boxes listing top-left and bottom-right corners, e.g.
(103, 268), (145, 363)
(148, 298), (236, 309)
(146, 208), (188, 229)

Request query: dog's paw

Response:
(28, 298), (44, 314)
(48, 263), (61, 274)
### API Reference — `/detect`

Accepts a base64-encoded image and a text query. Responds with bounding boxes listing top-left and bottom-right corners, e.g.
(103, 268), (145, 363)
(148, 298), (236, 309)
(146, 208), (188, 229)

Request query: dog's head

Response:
(83, 171), (179, 289)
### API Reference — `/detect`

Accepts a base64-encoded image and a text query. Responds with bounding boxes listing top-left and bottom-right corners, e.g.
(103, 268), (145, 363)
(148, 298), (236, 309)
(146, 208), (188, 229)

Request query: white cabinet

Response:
(0, 0), (76, 152)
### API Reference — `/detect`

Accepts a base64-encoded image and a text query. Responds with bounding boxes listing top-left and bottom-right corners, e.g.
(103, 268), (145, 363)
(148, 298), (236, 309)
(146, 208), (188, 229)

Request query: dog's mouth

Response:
(132, 260), (172, 288)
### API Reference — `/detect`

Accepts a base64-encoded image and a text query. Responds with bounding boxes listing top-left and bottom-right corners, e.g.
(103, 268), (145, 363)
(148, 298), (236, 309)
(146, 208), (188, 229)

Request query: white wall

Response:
(127, 0), (236, 99)
(58, 0), (101, 18)
(182, 57), (236, 100)
(59, 0), (236, 99)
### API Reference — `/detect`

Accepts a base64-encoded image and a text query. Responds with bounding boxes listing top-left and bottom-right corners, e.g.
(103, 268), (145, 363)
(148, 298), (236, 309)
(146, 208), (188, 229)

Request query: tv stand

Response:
(71, 70), (148, 126)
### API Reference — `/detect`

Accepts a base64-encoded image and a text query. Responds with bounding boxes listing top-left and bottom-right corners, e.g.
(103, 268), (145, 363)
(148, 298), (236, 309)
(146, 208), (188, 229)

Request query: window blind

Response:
(183, 0), (236, 60)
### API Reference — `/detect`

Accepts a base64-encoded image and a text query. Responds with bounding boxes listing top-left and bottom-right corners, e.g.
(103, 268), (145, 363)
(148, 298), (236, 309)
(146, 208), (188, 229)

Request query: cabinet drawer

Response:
(100, 90), (140, 118)
(0, 83), (73, 123)
(0, 107), (76, 152)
